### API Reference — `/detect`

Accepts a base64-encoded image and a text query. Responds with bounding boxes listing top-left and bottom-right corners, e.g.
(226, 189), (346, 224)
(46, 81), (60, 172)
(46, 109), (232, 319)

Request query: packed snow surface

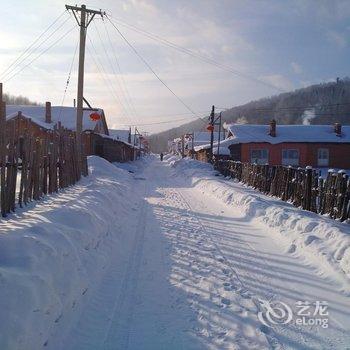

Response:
(0, 155), (350, 349)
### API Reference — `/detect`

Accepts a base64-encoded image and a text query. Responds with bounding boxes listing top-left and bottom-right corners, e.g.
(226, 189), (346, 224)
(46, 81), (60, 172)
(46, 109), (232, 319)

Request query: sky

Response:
(0, 0), (349, 133)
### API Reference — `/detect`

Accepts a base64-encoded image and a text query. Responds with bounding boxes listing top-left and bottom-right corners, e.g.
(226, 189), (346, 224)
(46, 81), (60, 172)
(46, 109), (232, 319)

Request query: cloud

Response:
(326, 30), (347, 48)
(291, 62), (302, 74)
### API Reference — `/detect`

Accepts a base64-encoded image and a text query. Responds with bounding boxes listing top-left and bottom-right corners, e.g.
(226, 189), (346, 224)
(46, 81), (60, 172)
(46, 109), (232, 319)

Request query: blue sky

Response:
(0, 0), (349, 132)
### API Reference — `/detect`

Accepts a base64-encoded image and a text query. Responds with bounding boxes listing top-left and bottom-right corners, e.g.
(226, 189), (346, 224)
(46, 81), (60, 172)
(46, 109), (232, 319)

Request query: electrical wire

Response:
(102, 19), (139, 121)
(106, 16), (203, 122)
(1, 14), (72, 81)
(92, 20), (135, 125)
(117, 115), (209, 126)
(86, 35), (130, 124)
(0, 10), (68, 79)
(4, 25), (76, 83)
(58, 39), (79, 119)
(107, 15), (286, 93)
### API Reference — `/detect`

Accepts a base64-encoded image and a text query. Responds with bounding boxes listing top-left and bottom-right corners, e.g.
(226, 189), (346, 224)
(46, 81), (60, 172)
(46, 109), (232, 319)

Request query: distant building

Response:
(169, 131), (223, 156)
(195, 120), (350, 168)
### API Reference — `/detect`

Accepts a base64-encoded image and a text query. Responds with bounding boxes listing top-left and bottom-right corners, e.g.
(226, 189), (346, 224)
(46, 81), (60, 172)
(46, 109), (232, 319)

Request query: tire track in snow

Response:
(102, 179), (149, 350)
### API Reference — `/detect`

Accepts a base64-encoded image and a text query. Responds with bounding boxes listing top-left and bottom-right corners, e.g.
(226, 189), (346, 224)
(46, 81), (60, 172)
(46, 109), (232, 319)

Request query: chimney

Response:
(334, 122), (342, 137)
(269, 119), (276, 137)
(45, 101), (52, 124)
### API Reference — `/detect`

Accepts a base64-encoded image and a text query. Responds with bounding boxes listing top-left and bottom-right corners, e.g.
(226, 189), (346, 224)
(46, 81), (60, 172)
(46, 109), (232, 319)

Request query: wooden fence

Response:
(214, 159), (350, 222)
(0, 114), (88, 218)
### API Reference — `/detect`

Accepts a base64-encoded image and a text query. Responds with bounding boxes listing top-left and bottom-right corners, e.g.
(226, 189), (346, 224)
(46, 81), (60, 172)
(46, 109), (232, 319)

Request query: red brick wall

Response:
(240, 142), (350, 168)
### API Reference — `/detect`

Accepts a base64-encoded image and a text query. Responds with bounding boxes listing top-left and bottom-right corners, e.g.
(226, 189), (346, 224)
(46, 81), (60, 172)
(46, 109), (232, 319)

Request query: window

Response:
(250, 149), (269, 164)
(282, 149), (299, 166)
(318, 148), (329, 167)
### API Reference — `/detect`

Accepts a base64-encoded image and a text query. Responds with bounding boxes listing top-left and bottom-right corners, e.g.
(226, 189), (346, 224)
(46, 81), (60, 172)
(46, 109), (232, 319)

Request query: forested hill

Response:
(149, 78), (350, 153)
(3, 93), (40, 106)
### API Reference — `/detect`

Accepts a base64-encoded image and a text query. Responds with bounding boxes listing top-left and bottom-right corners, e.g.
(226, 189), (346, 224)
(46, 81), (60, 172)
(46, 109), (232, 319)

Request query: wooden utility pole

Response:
(0, 83), (6, 217)
(217, 112), (222, 156)
(181, 135), (185, 158)
(209, 105), (215, 158)
(65, 4), (104, 173)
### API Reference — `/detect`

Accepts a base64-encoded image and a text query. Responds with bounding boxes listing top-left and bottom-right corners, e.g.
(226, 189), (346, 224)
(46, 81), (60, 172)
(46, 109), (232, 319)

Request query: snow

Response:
(223, 124), (350, 144)
(0, 156), (137, 349)
(108, 129), (130, 143)
(170, 157), (350, 287)
(191, 131), (221, 146)
(6, 105), (105, 132)
(194, 136), (235, 155)
(1, 155), (350, 349)
(105, 129), (145, 149)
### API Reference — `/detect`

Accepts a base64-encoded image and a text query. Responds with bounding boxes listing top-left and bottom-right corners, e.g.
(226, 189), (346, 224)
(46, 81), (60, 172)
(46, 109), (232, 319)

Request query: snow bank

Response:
(0, 156), (137, 350)
(168, 157), (350, 292)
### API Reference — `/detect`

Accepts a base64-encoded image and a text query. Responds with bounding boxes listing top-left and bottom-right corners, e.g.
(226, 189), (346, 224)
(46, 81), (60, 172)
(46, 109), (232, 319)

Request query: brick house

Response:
(195, 121), (350, 168)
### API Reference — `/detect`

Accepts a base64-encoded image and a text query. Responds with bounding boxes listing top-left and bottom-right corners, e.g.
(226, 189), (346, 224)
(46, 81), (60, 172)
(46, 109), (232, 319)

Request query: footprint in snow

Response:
(221, 297), (231, 306)
(222, 268), (232, 276)
(223, 282), (233, 291)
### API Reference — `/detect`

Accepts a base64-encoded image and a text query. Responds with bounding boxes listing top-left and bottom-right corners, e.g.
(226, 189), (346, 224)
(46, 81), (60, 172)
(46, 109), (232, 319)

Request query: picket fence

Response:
(0, 115), (88, 217)
(214, 159), (350, 222)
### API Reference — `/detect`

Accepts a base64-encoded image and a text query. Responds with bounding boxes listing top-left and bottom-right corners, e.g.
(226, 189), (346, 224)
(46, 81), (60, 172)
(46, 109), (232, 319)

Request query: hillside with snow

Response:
(149, 78), (350, 152)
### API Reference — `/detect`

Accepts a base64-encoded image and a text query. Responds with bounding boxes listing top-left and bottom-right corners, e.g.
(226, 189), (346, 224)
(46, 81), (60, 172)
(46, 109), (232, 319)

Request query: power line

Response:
(107, 15), (286, 93)
(117, 115), (209, 126)
(4, 25), (76, 83)
(92, 20), (135, 124)
(1, 14), (72, 81)
(102, 19), (139, 121)
(0, 10), (68, 79)
(106, 16), (203, 121)
(86, 35), (130, 125)
(58, 39), (79, 119)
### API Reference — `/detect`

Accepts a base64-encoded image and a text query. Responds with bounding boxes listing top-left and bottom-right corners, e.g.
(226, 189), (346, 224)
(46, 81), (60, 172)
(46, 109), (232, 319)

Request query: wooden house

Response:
(195, 120), (350, 168)
(6, 103), (109, 136)
(5, 103), (136, 163)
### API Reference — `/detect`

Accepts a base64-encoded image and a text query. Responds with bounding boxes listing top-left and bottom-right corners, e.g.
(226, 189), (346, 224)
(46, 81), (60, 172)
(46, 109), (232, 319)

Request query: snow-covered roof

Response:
(194, 136), (234, 155)
(98, 133), (135, 148)
(223, 124), (350, 145)
(6, 105), (106, 132)
(108, 129), (130, 143)
(190, 131), (220, 147)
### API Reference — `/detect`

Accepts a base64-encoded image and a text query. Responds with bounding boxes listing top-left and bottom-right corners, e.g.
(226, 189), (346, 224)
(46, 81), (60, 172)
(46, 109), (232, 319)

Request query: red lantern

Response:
(90, 112), (101, 121)
(206, 124), (214, 132)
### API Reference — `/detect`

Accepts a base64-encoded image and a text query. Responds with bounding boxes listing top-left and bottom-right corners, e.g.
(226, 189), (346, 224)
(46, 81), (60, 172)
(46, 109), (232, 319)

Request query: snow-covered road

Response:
(60, 156), (349, 349)
(1, 155), (350, 349)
